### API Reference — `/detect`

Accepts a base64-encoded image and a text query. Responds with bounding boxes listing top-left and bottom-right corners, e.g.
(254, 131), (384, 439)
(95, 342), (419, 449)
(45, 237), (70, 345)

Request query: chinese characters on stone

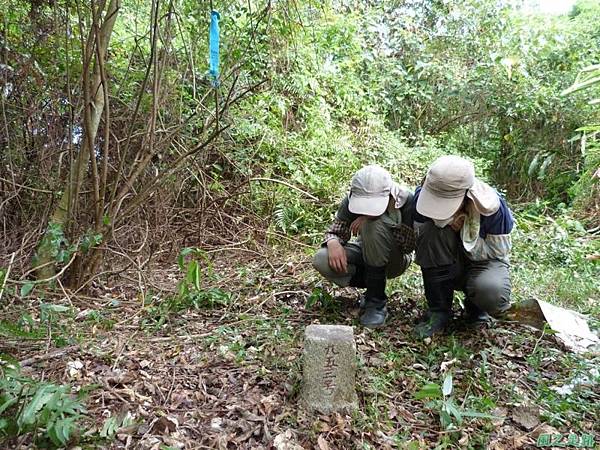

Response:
(322, 344), (339, 394)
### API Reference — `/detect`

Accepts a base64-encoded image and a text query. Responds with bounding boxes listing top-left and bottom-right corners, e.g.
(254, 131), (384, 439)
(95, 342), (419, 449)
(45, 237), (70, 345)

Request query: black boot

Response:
(463, 299), (493, 326)
(348, 265), (366, 289)
(360, 265), (388, 329)
(414, 266), (456, 338)
(346, 265), (367, 309)
(350, 269), (367, 310)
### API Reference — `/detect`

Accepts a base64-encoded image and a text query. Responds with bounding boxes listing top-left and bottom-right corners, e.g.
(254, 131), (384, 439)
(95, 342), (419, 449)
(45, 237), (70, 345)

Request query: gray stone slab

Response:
(301, 325), (358, 414)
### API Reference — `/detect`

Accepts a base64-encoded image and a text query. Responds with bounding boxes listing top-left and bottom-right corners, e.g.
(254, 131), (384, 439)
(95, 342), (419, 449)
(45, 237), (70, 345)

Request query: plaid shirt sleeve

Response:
(390, 223), (416, 255)
(323, 218), (351, 246)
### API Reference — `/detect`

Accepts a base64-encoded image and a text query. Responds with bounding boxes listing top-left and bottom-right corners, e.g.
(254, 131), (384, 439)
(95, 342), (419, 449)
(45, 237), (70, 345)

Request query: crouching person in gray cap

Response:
(413, 155), (514, 338)
(312, 165), (415, 328)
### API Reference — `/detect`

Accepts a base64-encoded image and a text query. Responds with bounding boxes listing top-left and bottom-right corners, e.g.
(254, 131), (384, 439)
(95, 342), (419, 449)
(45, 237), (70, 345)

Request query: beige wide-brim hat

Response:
(417, 156), (475, 220)
(417, 155), (500, 219)
(416, 185), (466, 220)
(348, 165), (392, 216)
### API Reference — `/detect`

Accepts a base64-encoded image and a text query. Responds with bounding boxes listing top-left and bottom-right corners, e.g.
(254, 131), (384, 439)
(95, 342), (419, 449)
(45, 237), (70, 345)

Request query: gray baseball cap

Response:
(348, 165), (392, 216)
(417, 155), (475, 220)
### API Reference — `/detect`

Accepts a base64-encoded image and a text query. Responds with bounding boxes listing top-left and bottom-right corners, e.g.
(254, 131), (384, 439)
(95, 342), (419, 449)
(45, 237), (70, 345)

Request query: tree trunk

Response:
(34, 0), (120, 280)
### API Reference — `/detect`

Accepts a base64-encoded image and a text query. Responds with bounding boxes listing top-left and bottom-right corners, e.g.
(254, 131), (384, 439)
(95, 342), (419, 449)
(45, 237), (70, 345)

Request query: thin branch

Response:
(20, 345), (79, 367)
(0, 177), (55, 194)
(114, 0), (161, 197)
(116, 124), (228, 221)
(0, 252), (16, 302)
(250, 177), (318, 201)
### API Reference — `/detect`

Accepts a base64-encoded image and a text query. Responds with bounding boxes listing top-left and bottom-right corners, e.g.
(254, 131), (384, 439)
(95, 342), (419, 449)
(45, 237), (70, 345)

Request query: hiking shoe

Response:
(463, 300), (494, 327)
(360, 305), (388, 329)
(414, 312), (450, 338)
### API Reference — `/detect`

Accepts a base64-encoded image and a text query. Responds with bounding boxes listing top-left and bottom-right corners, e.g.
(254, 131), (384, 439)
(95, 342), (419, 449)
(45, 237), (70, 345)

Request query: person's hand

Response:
(350, 216), (370, 236)
(450, 213), (466, 232)
(327, 240), (347, 273)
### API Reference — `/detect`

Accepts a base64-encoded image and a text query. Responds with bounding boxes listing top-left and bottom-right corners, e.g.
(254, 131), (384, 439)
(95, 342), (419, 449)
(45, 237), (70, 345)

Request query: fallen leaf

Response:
(334, 413), (346, 430)
(151, 416), (178, 434)
(511, 405), (540, 430)
(315, 420), (331, 432)
(531, 423), (560, 439)
(369, 356), (384, 367)
(139, 359), (151, 368)
(511, 432), (532, 448)
(210, 417), (224, 431)
(440, 358), (458, 372)
(317, 435), (330, 450)
(273, 430), (303, 450)
(491, 407), (507, 426)
(67, 360), (84, 378)
(501, 348), (524, 358)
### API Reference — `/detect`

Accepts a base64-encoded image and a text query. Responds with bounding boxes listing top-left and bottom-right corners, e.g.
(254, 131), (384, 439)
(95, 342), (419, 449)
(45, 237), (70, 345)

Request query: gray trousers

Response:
(415, 222), (511, 316)
(312, 217), (411, 287)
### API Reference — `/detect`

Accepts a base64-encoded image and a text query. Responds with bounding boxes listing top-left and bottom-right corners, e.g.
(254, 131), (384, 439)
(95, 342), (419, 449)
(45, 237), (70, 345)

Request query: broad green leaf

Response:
(460, 410), (503, 420)
(444, 398), (462, 424)
(581, 64), (600, 73)
(538, 154), (553, 179)
(42, 304), (70, 313)
(178, 281), (188, 296)
(186, 260), (201, 291)
(61, 416), (76, 443)
(48, 419), (67, 446)
(575, 125), (600, 132)
(0, 397), (18, 415)
(48, 416), (76, 446)
(101, 416), (120, 438)
(20, 282), (35, 298)
(414, 383), (442, 400)
(528, 154), (540, 177)
(440, 410), (452, 429)
(122, 411), (135, 427)
(46, 390), (62, 410)
(19, 384), (55, 426)
(47, 422), (61, 446)
(561, 75), (600, 95)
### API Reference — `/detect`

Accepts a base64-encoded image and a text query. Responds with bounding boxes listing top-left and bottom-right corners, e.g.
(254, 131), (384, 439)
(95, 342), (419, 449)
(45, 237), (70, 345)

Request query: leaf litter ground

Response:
(1, 250), (598, 449)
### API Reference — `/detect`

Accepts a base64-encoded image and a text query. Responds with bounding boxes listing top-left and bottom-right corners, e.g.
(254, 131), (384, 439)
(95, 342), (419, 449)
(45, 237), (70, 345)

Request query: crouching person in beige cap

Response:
(312, 165), (415, 328)
(413, 155), (514, 338)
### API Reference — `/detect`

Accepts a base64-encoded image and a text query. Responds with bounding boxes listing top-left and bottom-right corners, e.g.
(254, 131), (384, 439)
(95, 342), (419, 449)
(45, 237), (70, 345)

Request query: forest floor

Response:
(2, 226), (599, 449)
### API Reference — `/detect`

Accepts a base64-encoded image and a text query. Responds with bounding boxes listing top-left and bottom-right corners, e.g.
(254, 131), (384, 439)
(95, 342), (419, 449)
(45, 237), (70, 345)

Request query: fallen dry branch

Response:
(20, 345), (79, 367)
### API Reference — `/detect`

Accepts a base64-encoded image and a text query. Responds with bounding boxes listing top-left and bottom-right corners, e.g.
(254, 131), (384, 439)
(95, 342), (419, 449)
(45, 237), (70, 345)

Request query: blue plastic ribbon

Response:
(209, 10), (220, 86)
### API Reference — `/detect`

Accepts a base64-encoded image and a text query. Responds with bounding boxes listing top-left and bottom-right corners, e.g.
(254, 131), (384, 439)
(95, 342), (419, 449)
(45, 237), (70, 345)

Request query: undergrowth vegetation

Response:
(511, 211), (599, 315)
(0, 358), (87, 447)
